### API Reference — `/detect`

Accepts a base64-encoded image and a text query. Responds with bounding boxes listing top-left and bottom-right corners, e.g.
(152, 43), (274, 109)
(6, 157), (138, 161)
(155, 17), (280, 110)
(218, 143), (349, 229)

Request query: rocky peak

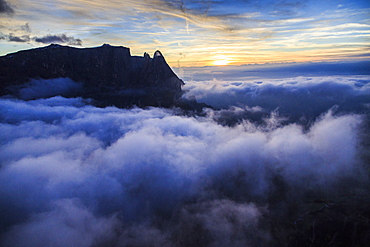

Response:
(154, 50), (162, 57)
(144, 52), (151, 59)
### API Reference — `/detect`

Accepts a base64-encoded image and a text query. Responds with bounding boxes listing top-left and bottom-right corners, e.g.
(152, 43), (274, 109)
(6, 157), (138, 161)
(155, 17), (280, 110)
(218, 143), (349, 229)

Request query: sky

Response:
(1, 2), (370, 245)
(0, 0), (369, 67)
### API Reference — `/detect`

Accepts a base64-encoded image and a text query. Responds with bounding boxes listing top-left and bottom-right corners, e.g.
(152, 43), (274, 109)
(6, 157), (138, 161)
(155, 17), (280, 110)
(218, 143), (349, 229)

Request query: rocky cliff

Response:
(0, 44), (184, 107)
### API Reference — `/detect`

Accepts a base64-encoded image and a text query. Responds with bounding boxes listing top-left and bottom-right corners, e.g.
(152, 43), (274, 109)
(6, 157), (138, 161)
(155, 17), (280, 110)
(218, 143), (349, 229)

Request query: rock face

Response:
(0, 44), (184, 107)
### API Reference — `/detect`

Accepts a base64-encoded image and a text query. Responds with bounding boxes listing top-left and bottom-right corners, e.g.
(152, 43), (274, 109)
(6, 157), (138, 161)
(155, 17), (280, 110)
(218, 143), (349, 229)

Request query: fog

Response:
(7, 78), (83, 100)
(0, 66), (369, 246)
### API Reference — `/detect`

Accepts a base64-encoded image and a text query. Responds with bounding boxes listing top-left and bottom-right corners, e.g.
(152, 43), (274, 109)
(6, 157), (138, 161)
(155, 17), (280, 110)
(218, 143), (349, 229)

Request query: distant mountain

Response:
(0, 44), (185, 108)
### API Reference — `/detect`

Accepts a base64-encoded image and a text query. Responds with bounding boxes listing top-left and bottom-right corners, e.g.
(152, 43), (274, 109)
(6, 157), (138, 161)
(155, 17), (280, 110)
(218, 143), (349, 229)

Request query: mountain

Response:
(0, 44), (184, 108)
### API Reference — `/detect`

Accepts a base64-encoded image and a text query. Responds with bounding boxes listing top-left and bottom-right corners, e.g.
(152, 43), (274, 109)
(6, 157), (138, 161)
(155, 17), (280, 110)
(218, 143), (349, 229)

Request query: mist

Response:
(1, 67), (370, 246)
(7, 78), (83, 100)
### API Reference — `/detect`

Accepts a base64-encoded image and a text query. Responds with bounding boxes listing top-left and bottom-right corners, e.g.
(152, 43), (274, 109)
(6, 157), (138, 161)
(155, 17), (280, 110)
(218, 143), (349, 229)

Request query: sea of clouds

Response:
(0, 64), (369, 246)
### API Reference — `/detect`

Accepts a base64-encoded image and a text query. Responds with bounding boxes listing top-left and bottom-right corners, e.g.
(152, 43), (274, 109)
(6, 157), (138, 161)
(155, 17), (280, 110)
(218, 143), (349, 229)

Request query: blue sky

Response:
(0, 0), (369, 67)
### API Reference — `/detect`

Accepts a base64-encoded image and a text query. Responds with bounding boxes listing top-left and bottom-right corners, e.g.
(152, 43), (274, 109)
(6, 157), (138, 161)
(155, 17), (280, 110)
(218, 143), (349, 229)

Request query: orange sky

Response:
(1, 0), (369, 67)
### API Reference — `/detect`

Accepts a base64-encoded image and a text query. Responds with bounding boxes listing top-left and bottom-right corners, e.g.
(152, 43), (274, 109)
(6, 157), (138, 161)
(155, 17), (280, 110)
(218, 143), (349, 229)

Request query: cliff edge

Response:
(0, 44), (184, 107)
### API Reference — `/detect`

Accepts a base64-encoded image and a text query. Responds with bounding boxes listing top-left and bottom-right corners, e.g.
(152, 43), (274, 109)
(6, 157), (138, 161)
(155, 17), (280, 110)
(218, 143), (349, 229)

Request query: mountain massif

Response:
(0, 44), (184, 107)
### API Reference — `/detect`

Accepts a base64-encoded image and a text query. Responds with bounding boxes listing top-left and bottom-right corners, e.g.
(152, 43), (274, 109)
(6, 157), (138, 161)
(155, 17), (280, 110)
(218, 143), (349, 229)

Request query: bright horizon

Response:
(0, 0), (369, 67)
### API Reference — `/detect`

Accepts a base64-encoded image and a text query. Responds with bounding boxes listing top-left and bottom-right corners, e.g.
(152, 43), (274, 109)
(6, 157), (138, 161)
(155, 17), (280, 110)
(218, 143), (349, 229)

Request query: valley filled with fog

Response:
(1, 63), (369, 246)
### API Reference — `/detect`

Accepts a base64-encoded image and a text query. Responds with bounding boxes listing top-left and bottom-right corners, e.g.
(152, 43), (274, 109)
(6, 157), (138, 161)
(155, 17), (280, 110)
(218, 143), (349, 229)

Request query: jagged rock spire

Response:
(154, 50), (163, 57)
(144, 52), (151, 59)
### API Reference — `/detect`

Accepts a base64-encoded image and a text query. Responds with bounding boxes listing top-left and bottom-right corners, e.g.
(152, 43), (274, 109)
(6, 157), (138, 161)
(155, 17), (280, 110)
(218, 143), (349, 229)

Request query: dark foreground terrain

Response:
(0, 44), (184, 108)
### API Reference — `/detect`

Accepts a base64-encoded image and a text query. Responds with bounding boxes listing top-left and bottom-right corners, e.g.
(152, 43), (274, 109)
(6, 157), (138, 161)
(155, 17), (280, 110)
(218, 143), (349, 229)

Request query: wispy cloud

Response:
(0, 0), (369, 66)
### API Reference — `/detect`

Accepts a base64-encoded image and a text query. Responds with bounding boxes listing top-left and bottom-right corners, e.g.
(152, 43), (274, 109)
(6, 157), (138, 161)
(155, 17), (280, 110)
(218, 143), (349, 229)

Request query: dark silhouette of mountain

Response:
(0, 44), (185, 108)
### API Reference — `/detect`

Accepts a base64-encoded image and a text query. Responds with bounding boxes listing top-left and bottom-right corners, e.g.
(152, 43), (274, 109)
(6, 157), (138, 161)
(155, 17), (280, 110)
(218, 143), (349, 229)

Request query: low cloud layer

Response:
(7, 78), (83, 100)
(0, 79), (369, 246)
(183, 75), (370, 125)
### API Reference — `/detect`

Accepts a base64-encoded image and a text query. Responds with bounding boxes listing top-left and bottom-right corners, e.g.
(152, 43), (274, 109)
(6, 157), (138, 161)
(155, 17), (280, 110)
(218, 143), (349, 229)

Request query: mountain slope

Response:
(0, 44), (184, 107)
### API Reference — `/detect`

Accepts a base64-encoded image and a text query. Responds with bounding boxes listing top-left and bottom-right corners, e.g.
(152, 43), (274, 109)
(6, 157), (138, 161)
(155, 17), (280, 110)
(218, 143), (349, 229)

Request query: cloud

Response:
(33, 34), (82, 45)
(1, 199), (119, 247)
(153, 0), (306, 27)
(0, 23), (31, 43)
(2, 30), (83, 46)
(20, 23), (31, 33)
(182, 74), (370, 125)
(143, 0), (240, 32)
(272, 0), (305, 16)
(0, 87), (368, 245)
(173, 200), (270, 246)
(0, 65), (369, 246)
(0, 0), (14, 15)
(8, 78), (83, 100)
(8, 34), (30, 42)
(1, 0), (368, 66)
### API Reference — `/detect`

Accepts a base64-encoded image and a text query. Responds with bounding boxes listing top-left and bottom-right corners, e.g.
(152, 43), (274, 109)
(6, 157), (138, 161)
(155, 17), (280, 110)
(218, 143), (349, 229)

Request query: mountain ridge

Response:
(0, 44), (185, 108)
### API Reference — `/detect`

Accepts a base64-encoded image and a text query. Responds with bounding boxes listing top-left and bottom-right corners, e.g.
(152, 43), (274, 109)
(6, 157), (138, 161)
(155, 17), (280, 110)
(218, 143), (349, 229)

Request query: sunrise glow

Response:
(0, 0), (369, 67)
(212, 55), (231, 66)
(1, 1), (370, 245)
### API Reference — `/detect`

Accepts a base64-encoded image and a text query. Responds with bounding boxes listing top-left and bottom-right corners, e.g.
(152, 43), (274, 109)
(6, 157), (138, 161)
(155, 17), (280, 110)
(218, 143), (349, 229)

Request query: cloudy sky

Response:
(1, 1), (370, 245)
(0, 0), (369, 66)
